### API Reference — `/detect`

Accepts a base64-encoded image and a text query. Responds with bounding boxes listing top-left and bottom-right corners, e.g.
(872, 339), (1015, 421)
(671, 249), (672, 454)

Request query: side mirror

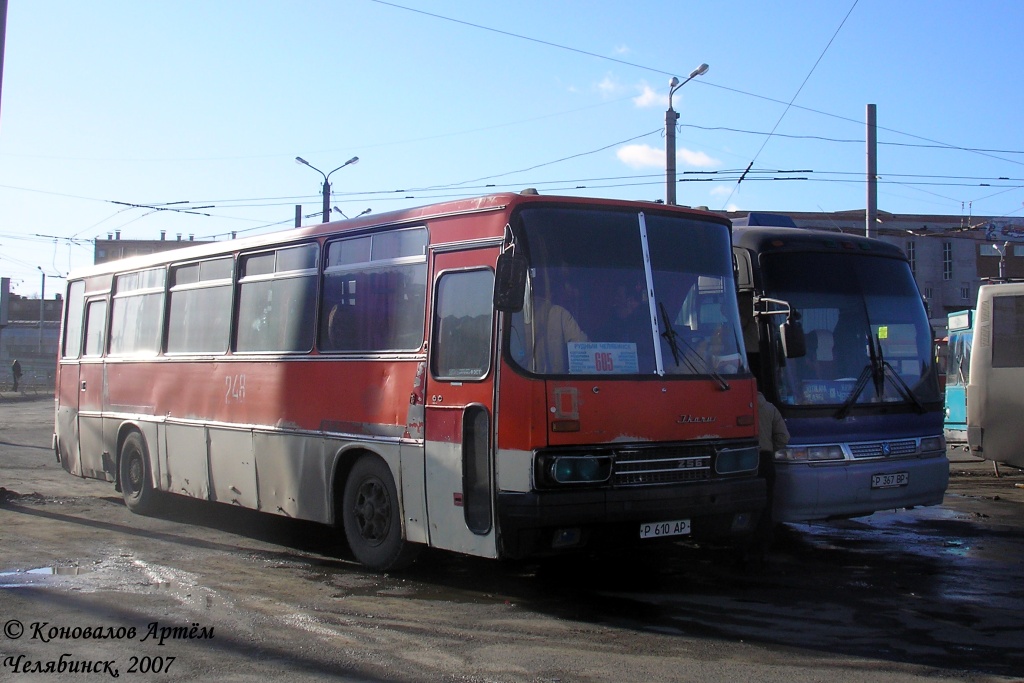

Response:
(493, 252), (528, 312)
(779, 310), (806, 358)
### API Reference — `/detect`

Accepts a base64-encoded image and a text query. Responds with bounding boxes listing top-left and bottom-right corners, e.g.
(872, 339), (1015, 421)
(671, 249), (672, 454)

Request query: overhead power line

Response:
(721, 0), (860, 209)
(368, 0), (1024, 170)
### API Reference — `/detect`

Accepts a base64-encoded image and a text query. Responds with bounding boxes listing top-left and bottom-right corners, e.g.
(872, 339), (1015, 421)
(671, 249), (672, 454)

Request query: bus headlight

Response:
(919, 435), (945, 456)
(716, 446), (759, 473)
(776, 445), (845, 462)
(539, 454), (613, 485)
(807, 445), (845, 461)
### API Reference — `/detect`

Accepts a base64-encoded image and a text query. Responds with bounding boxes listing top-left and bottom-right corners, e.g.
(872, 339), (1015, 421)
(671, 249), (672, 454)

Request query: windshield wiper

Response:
(659, 303), (730, 391)
(659, 302), (686, 368)
(874, 333), (926, 414)
(835, 333), (926, 418)
(835, 362), (874, 419)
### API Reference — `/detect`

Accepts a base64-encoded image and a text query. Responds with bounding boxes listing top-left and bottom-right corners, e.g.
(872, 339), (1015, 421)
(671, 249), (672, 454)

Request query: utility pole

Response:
(665, 63), (709, 205)
(866, 104), (877, 238)
(37, 267), (45, 354)
(0, 0), (8, 130)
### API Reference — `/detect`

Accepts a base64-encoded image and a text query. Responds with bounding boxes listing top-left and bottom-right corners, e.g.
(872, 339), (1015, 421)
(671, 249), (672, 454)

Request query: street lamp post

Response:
(996, 241), (1011, 280)
(295, 156), (360, 223)
(665, 63), (708, 205)
(37, 267), (45, 354)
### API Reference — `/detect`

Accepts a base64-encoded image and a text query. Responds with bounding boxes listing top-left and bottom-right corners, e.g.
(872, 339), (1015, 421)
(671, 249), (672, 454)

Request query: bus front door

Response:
(423, 248), (498, 558)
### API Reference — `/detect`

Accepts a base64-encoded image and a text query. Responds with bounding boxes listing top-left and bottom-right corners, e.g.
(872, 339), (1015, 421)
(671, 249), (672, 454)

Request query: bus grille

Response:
(611, 445), (714, 486)
(848, 439), (918, 459)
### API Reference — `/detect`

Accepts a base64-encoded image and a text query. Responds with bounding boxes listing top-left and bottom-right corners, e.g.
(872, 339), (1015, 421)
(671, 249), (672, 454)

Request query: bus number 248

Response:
(225, 374), (246, 404)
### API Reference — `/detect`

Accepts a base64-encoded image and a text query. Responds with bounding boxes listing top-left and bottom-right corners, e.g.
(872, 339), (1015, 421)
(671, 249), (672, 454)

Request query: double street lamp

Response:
(295, 155), (360, 223)
(665, 63), (708, 205)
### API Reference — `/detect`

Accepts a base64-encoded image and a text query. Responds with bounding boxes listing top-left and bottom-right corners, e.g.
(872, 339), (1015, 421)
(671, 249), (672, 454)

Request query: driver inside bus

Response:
(515, 264), (588, 374)
(534, 297), (588, 373)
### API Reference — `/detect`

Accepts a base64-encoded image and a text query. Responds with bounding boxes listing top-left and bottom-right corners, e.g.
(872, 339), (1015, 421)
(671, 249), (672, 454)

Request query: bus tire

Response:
(342, 456), (419, 571)
(119, 431), (159, 515)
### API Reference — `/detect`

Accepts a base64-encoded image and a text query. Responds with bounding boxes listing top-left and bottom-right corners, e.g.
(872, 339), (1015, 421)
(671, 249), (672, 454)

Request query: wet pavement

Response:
(2, 396), (1023, 682)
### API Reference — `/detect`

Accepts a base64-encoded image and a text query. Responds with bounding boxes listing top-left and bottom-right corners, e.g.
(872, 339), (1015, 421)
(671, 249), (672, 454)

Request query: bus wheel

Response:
(342, 456), (420, 571)
(119, 431), (159, 515)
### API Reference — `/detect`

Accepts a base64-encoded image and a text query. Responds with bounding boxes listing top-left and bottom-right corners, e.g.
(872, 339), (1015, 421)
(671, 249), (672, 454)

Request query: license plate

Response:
(639, 519), (691, 539)
(871, 472), (909, 488)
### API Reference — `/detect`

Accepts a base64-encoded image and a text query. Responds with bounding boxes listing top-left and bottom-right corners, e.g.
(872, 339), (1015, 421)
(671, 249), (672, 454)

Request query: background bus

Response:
(732, 220), (948, 524)
(966, 281), (1024, 468)
(943, 309), (973, 449)
(54, 192), (765, 571)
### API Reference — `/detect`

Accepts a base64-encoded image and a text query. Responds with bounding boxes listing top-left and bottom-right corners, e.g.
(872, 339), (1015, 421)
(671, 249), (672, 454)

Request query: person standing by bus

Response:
(11, 359), (22, 392)
(756, 390), (789, 549)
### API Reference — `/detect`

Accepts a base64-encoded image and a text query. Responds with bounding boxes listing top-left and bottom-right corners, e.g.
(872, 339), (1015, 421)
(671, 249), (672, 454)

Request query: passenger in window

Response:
(326, 303), (346, 350)
(598, 281), (648, 341)
(794, 328), (835, 381)
(534, 298), (588, 373)
(592, 280), (657, 371)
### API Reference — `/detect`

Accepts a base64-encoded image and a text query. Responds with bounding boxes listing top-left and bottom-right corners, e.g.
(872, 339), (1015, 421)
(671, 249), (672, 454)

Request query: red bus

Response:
(53, 192), (765, 570)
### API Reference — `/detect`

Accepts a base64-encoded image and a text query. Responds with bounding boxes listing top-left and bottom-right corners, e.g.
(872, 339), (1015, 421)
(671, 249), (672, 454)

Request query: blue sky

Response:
(1, 0), (1022, 296)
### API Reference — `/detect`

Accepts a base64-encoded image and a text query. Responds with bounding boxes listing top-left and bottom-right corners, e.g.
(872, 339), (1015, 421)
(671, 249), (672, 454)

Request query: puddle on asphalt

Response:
(3, 566), (94, 576)
(1, 555), (215, 600)
(0, 565), (95, 586)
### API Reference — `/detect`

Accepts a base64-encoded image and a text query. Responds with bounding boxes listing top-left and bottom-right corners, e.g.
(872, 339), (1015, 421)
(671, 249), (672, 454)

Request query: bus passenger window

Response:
(167, 258), (233, 354)
(319, 228), (427, 353)
(237, 245), (318, 353)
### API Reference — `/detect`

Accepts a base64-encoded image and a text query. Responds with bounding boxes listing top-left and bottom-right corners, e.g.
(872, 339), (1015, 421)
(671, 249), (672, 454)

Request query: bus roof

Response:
(67, 192), (729, 280)
(730, 212), (798, 228)
(732, 225), (908, 260)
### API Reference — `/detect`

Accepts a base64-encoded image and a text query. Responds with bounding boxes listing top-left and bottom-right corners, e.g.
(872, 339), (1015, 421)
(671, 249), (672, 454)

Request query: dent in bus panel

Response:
(163, 424), (211, 500)
(208, 428), (257, 509)
(253, 432), (330, 522)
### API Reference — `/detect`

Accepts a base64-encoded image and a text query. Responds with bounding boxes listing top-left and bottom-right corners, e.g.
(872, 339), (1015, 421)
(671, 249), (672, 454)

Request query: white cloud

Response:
(617, 144), (721, 170)
(617, 144), (664, 169)
(632, 85), (665, 108)
(678, 148), (720, 168)
(709, 185), (733, 197)
(596, 75), (622, 98)
(614, 44), (630, 55)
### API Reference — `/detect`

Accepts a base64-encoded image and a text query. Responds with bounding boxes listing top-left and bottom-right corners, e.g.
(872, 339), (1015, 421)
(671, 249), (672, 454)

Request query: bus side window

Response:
(320, 229), (427, 353)
(237, 245), (318, 353)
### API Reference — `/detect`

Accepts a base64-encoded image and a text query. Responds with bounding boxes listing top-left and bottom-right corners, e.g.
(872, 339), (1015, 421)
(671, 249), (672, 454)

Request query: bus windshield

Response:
(762, 252), (941, 407)
(508, 206), (745, 377)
